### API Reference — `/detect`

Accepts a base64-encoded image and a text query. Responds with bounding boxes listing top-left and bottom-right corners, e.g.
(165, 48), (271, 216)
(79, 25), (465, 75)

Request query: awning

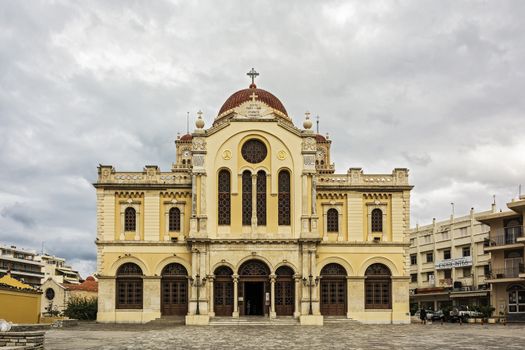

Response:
(449, 290), (489, 298)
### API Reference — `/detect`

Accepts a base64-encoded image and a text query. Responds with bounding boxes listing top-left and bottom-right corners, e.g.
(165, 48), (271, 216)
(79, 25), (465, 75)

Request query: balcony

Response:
(485, 265), (525, 282)
(484, 226), (523, 251)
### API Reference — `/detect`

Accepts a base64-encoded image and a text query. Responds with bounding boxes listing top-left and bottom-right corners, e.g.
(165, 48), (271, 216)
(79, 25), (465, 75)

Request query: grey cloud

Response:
(0, 0), (524, 278)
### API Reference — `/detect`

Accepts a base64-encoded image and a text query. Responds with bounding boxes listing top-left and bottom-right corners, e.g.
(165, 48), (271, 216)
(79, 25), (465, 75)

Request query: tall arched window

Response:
(218, 170), (231, 225)
(168, 207), (181, 231)
(256, 170), (266, 225)
(327, 208), (338, 232)
(124, 207), (136, 231)
(116, 263), (143, 309)
(365, 263), (391, 309)
(242, 171), (252, 225)
(371, 208), (383, 232)
(278, 170), (290, 225)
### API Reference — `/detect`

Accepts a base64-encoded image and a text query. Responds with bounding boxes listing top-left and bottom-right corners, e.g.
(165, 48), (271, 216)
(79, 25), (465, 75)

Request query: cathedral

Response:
(94, 69), (412, 325)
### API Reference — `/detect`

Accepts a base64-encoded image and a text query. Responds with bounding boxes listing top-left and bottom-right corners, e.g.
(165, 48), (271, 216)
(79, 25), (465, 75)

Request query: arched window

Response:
(278, 170), (290, 225)
(218, 170), (231, 225)
(242, 171), (252, 225)
(116, 263), (143, 309)
(124, 207), (136, 231)
(257, 170), (266, 225)
(365, 263), (391, 309)
(168, 207), (181, 231)
(371, 209), (383, 232)
(327, 208), (338, 232)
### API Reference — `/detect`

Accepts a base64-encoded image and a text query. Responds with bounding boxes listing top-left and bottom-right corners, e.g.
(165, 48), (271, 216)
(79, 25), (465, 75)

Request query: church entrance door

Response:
(244, 282), (265, 316)
(160, 263), (188, 316)
(319, 263), (347, 316)
(238, 259), (271, 317)
(214, 266), (234, 316)
(275, 266), (294, 316)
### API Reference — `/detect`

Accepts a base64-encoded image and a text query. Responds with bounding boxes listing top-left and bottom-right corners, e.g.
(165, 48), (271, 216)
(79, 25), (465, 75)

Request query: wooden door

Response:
(320, 278), (346, 316)
(214, 279), (233, 316)
(161, 278), (188, 316)
(275, 278), (294, 316)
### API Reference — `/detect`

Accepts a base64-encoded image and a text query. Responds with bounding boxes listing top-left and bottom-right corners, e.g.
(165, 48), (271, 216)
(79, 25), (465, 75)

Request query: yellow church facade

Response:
(94, 71), (412, 325)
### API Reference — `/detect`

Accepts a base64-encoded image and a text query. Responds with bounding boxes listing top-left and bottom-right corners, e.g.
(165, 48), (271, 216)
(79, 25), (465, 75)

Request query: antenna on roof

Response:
(493, 194), (496, 205)
(186, 112), (190, 134)
(519, 184), (522, 199)
(316, 115), (320, 134)
(41, 241), (44, 255)
(450, 202), (455, 216)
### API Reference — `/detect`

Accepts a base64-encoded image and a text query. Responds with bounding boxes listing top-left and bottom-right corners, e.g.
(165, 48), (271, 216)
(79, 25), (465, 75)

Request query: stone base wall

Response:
(0, 331), (45, 350)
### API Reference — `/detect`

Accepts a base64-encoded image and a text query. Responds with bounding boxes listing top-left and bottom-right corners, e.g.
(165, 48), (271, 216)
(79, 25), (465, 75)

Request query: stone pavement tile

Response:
(45, 323), (525, 350)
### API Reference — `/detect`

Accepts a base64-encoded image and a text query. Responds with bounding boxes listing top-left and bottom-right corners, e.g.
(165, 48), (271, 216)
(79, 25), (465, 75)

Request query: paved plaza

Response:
(45, 321), (525, 350)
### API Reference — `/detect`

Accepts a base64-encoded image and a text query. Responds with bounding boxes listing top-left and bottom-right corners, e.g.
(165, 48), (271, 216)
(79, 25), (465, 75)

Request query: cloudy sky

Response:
(1, 0), (524, 278)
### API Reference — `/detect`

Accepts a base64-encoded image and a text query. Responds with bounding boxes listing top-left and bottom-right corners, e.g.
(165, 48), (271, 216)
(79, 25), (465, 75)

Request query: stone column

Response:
(347, 276), (365, 319)
(120, 211), (125, 240)
(270, 274), (276, 318)
(293, 274), (301, 318)
(143, 276), (162, 323)
(134, 208), (140, 240)
(164, 209), (170, 241)
(232, 274), (239, 318)
(208, 275), (215, 317)
(391, 276), (411, 324)
(251, 173), (257, 233)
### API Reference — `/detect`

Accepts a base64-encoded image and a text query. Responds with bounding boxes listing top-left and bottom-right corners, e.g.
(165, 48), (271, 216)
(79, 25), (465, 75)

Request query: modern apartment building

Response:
(478, 196), (524, 322)
(37, 254), (81, 284)
(0, 244), (44, 288)
(408, 208), (492, 311)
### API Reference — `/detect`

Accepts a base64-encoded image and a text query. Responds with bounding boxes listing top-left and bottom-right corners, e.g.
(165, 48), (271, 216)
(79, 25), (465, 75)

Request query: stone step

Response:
(209, 317), (299, 326)
(323, 317), (357, 324)
(148, 316), (186, 325)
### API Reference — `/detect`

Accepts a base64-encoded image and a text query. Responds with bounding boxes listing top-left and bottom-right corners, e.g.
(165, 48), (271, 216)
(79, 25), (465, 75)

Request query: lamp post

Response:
(302, 250), (319, 315)
(189, 274), (207, 315)
(190, 249), (206, 315)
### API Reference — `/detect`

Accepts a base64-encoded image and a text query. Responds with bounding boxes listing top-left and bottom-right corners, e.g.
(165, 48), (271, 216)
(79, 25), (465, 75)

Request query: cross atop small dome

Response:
(247, 68), (259, 88)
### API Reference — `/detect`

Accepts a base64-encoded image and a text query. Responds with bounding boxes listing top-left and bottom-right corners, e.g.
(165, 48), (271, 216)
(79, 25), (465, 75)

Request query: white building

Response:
(408, 208), (492, 312)
(0, 244), (44, 288)
(37, 254), (81, 285)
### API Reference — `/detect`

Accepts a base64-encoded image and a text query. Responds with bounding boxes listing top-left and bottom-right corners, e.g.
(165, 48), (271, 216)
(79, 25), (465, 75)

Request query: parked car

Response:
(449, 306), (483, 322)
(414, 309), (434, 321)
(430, 310), (445, 321)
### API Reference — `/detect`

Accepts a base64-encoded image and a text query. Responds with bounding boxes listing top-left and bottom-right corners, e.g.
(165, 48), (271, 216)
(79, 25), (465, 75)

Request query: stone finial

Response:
(196, 110), (205, 129)
(303, 111), (312, 129)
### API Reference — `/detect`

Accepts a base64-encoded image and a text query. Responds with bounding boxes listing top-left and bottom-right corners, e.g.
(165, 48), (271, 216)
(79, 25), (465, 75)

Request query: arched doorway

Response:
(161, 263), (188, 316)
(239, 259), (270, 316)
(320, 263), (347, 316)
(275, 266), (295, 316)
(214, 266), (234, 316)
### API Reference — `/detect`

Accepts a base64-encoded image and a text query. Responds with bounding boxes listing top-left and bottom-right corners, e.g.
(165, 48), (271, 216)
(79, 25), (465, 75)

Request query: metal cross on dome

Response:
(247, 68), (259, 85)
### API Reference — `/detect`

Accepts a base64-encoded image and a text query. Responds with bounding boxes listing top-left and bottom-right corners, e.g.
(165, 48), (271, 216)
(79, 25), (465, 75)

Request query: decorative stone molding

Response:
(119, 200), (141, 241)
(163, 200), (186, 242)
(192, 138), (207, 152)
(366, 202), (387, 241)
(301, 137), (316, 152)
(322, 202), (344, 241)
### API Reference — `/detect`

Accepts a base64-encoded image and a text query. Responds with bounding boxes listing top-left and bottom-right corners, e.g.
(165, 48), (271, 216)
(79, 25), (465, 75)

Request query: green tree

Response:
(63, 296), (98, 320)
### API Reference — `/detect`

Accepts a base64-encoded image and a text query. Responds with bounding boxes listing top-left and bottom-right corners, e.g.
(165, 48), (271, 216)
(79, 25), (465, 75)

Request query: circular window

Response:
(45, 288), (55, 300)
(241, 139), (267, 164)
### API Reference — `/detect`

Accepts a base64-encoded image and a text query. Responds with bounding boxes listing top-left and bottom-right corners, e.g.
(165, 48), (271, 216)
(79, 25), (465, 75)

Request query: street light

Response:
(189, 274), (206, 315)
(302, 250), (319, 315)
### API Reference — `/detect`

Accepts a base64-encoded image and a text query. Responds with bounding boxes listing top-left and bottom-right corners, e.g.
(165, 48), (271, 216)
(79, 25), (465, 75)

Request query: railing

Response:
(487, 264), (525, 279)
(486, 226), (523, 246)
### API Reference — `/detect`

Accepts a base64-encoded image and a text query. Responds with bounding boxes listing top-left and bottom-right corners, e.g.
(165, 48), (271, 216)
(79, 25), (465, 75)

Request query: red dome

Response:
(217, 84), (287, 117)
(179, 133), (192, 141)
(315, 134), (327, 142)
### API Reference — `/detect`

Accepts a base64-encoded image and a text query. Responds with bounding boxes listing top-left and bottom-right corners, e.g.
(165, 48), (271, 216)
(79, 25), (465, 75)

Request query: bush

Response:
(63, 296), (98, 320)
